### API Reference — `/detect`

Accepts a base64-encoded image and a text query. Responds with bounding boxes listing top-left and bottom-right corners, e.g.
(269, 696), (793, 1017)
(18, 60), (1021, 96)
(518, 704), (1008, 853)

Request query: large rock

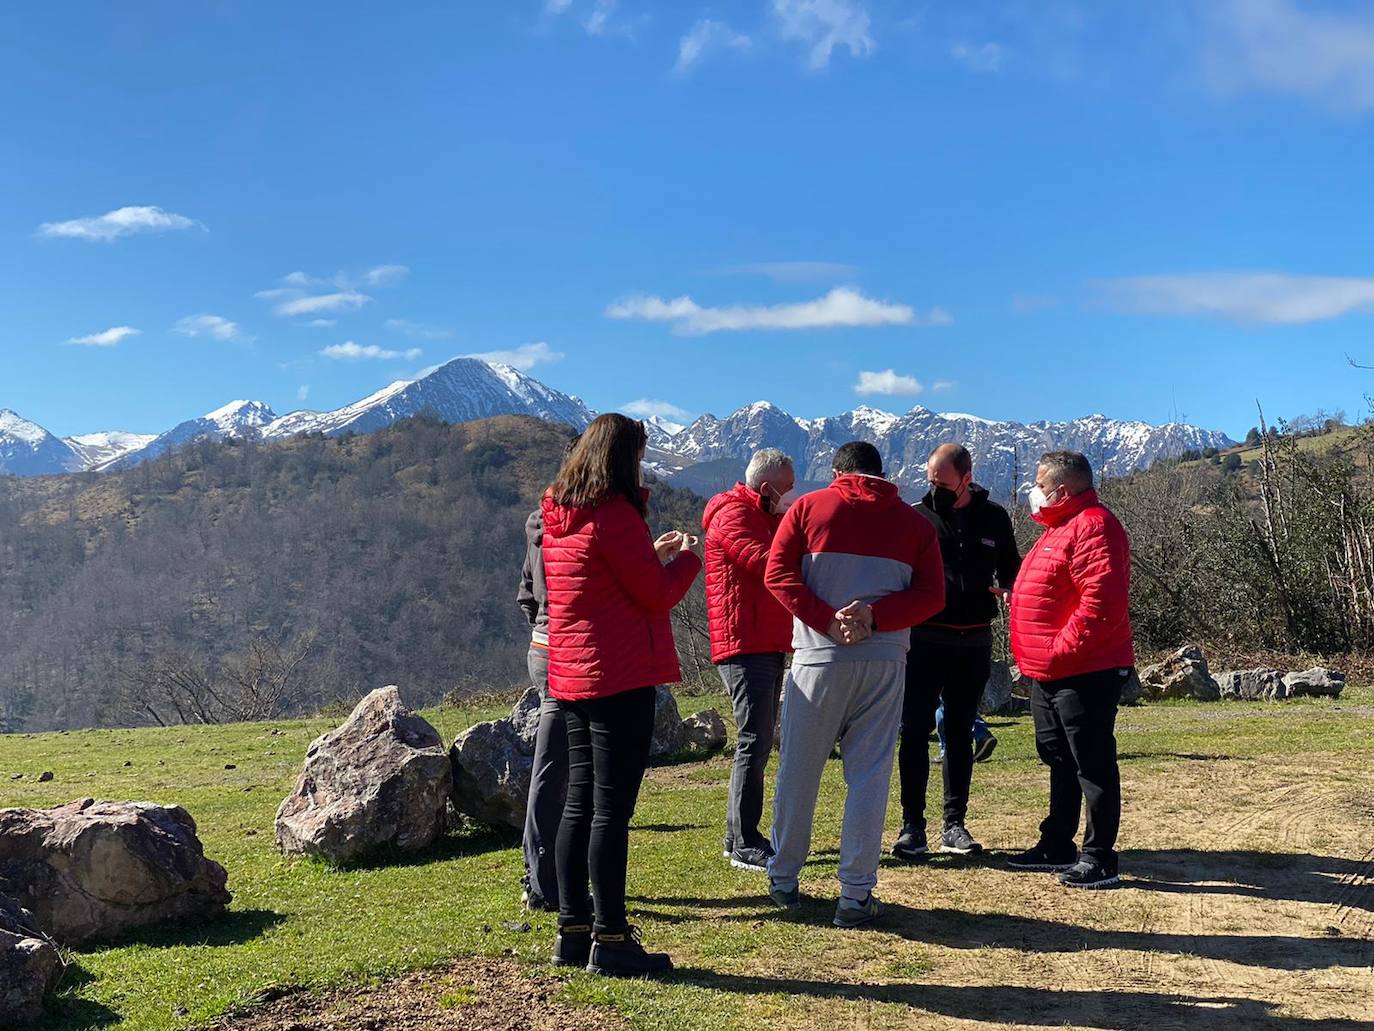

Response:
(980, 662), (1029, 716)
(681, 709), (727, 751)
(450, 688), (541, 831)
(1217, 668), (1288, 701)
(1138, 645), (1220, 702)
(0, 799), (230, 945)
(1282, 667), (1346, 698)
(1, 894), (62, 1025)
(276, 686), (452, 865)
(650, 686), (685, 759)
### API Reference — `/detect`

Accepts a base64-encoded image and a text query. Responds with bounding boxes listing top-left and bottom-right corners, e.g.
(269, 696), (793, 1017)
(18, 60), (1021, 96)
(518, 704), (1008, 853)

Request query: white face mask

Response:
(768, 486), (798, 513)
(1028, 484), (1061, 515)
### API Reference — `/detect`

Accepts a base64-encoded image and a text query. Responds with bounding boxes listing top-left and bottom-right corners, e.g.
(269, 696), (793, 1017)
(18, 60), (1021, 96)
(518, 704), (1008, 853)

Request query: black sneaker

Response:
(891, 825), (929, 863)
(722, 836), (734, 859)
(972, 734), (998, 763)
(552, 923), (592, 967)
(730, 843), (774, 873)
(1059, 856), (1120, 889)
(940, 824), (983, 855)
(1006, 842), (1078, 872)
(768, 879), (801, 910)
(586, 925), (673, 977)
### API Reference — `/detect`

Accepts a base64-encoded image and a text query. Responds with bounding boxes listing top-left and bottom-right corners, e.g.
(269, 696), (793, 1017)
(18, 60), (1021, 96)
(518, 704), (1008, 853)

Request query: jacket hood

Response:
(703, 482), (771, 533)
(919, 483), (990, 512)
(831, 473), (902, 509)
(541, 487), (651, 539)
(1032, 486), (1099, 528)
(525, 508), (544, 546)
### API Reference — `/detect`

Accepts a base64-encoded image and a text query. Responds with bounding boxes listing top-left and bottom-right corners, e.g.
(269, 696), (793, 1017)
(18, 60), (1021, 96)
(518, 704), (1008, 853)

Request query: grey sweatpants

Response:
(768, 658), (906, 902)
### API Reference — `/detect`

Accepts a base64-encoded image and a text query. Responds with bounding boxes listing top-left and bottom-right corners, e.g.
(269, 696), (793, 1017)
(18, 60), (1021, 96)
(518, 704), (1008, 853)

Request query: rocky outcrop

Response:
(276, 687), (452, 865)
(980, 662), (1030, 716)
(650, 686), (685, 759)
(450, 688), (541, 831)
(1138, 645), (1221, 702)
(0, 798), (230, 944)
(1282, 667), (1346, 698)
(1, 894), (62, 1025)
(1217, 668), (1288, 701)
(681, 709), (727, 751)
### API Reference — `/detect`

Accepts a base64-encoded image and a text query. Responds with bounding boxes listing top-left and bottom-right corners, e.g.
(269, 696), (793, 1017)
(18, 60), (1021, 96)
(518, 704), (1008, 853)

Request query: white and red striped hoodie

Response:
(765, 473), (946, 664)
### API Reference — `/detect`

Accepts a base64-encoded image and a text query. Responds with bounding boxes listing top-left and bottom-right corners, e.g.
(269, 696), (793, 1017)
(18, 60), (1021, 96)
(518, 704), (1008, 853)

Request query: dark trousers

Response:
(522, 645), (567, 908)
(1031, 667), (1128, 861)
(555, 685), (656, 933)
(898, 639), (992, 831)
(717, 652), (785, 851)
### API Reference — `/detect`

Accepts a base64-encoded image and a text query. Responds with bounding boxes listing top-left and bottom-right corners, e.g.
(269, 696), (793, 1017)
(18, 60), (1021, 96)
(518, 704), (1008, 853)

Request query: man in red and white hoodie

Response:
(763, 442), (945, 927)
(1008, 450), (1134, 890)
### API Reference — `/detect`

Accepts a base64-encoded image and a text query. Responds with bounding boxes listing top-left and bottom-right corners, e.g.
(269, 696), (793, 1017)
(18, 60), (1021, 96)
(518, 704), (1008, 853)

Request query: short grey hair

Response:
(745, 448), (794, 490)
(1038, 450), (1094, 492)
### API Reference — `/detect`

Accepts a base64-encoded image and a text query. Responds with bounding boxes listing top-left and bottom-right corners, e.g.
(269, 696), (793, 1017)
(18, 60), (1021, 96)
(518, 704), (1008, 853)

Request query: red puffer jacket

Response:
(542, 490), (702, 702)
(1010, 488), (1135, 681)
(703, 483), (793, 663)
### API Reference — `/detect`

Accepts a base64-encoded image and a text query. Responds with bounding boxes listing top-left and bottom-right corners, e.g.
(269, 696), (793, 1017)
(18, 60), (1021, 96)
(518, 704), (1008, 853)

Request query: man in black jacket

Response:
(892, 443), (1021, 861)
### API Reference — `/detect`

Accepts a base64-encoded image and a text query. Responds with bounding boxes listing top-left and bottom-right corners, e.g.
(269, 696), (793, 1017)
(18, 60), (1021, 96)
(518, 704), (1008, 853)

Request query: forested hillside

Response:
(0, 416), (706, 732)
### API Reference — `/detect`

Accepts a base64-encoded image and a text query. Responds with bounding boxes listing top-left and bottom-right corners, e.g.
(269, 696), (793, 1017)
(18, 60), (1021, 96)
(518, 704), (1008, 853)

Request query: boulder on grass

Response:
(276, 686), (452, 865)
(1217, 668), (1287, 701)
(1, 894), (62, 1025)
(650, 686), (685, 759)
(450, 688), (542, 831)
(0, 798), (230, 945)
(980, 662), (1029, 716)
(1138, 645), (1220, 702)
(1282, 667), (1346, 698)
(681, 709), (727, 752)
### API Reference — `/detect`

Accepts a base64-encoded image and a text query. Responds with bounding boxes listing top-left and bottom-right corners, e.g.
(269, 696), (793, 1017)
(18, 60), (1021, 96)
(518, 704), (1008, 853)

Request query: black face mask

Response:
(931, 485), (959, 513)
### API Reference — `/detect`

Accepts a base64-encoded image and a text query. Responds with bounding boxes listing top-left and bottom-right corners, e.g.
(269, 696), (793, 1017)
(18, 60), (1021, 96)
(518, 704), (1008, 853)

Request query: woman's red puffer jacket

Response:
(542, 490), (702, 702)
(1010, 488), (1135, 681)
(702, 483), (793, 662)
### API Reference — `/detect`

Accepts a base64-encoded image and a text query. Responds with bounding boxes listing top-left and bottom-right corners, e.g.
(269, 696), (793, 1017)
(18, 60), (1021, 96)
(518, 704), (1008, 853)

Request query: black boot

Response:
(552, 923), (592, 967)
(586, 925), (673, 977)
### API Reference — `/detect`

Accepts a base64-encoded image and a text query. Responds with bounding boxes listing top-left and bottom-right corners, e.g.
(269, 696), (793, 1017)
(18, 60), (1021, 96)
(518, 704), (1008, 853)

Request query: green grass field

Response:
(4, 686), (1373, 1030)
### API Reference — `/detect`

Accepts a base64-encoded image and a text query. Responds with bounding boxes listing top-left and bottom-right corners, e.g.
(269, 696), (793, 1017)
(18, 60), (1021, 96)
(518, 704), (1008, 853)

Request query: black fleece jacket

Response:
(914, 485), (1021, 628)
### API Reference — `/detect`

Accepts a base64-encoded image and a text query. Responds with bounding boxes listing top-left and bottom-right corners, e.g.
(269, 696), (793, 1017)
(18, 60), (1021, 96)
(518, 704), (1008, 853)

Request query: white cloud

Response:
(1201, 0), (1374, 111)
(464, 341), (564, 370)
(622, 398), (693, 421)
(256, 265), (405, 319)
(951, 41), (1003, 72)
(675, 18), (751, 74)
(772, 0), (874, 71)
(320, 341), (423, 361)
(362, 264), (410, 287)
(855, 369), (923, 396)
(37, 205), (200, 242)
(606, 287), (948, 335)
(275, 291), (371, 317)
(173, 314), (248, 342)
(584, 0), (616, 36)
(68, 326), (140, 347)
(1099, 272), (1374, 324)
(932, 380), (956, 393)
(717, 261), (859, 283)
(307, 318), (337, 328)
(545, 0), (572, 12)
(385, 318), (454, 340)
(297, 384), (311, 402)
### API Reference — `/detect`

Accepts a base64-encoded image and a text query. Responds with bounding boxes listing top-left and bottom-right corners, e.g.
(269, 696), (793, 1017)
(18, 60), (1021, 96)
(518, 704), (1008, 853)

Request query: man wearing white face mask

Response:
(703, 447), (797, 872)
(1008, 450), (1134, 889)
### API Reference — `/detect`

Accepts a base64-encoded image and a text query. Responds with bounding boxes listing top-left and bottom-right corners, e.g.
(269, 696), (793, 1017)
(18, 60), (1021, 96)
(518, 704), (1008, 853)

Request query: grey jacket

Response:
(516, 509), (548, 645)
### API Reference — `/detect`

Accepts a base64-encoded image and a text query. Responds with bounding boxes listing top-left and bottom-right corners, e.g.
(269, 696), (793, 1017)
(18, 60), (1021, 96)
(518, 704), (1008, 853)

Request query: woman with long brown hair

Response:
(540, 413), (701, 976)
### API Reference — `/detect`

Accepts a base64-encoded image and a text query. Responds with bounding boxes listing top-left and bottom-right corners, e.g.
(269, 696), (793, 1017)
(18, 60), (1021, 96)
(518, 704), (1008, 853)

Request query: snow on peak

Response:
(0, 410), (52, 445)
(204, 399), (277, 432)
(938, 411), (998, 425)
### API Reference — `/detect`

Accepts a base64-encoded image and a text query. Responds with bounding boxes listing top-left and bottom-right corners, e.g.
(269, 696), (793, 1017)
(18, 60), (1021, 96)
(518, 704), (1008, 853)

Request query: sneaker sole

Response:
(1007, 860), (1076, 872)
(585, 964), (673, 978)
(939, 844), (984, 855)
(832, 912), (882, 929)
(891, 846), (930, 863)
(551, 955), (589, 968)
(1062, 874), (1121, 890)
(730, 857), (770, 873)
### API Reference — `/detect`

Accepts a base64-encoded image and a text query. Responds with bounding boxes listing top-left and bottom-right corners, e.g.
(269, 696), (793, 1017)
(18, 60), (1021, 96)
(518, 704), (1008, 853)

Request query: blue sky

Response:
(2, 1), (1369, 439)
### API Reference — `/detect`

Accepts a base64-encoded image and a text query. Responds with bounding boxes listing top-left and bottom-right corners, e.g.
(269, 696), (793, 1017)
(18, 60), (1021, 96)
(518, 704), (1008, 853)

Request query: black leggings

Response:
(555, 686), (656, 932)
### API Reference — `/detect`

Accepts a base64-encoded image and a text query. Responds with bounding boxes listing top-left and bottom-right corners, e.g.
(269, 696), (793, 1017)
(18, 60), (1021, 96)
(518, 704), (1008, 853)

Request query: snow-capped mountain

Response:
(261, 358), (594, 440)
(0, 410), (86, 476)
(657, 402), (1234, 501)
(100, 401), (280, 471)
(64, 431), (157, 470)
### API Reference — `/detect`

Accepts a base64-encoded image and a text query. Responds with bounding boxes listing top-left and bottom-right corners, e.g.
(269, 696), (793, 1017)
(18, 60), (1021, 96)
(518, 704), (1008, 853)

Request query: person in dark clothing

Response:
(892, 443), (1021, 862)
(516, 508), (564, 912)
